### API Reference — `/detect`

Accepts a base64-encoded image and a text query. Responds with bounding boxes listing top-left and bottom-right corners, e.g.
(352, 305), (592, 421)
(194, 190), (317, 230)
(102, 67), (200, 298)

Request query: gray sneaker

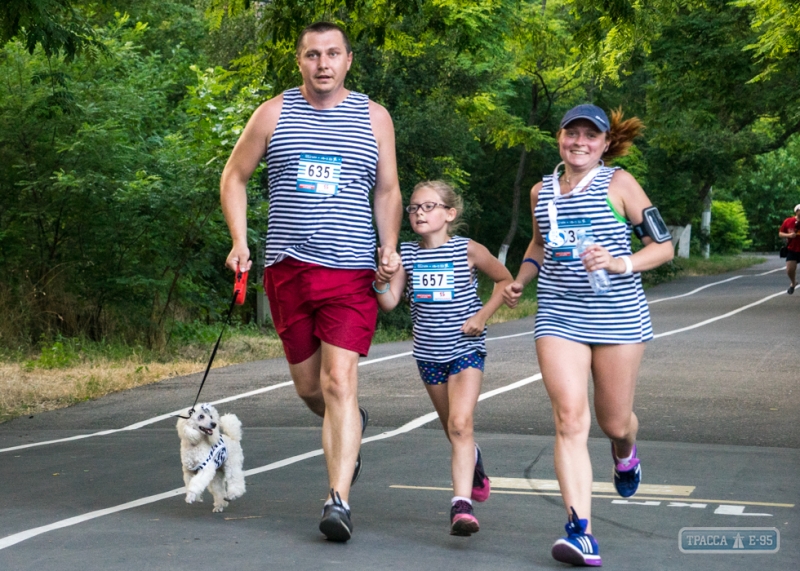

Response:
(319, 489), (352, 542)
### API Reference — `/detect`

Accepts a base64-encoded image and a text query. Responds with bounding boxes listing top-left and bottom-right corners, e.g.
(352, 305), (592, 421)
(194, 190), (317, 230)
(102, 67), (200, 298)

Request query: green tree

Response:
(731, 135), (800, 250)
(0, 12), (265, 346)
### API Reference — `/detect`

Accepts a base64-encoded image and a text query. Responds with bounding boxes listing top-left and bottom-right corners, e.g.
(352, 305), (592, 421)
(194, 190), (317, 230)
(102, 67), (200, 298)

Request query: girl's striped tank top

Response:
(402, 236), (487, 362)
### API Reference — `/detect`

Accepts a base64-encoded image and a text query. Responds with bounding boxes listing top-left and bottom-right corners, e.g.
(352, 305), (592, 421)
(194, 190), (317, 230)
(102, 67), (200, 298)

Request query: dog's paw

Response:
(212, 500), (229, 513)
(185, 491), (197, 504)
(225, 486), (245, 501)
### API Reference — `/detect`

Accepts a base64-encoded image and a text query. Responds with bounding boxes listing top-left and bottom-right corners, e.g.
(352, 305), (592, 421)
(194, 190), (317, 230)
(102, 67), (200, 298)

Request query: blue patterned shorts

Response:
(416, 352), (486, 385)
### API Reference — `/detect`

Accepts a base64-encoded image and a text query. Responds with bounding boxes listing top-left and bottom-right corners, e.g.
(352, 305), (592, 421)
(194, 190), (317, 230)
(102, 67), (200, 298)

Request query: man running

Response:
(219, 21), (402, 542)
(779, 204), (800, 294)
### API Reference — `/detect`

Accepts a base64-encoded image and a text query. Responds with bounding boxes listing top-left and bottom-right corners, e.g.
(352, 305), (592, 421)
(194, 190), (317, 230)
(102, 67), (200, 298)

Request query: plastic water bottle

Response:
(576, 231), (612, 295)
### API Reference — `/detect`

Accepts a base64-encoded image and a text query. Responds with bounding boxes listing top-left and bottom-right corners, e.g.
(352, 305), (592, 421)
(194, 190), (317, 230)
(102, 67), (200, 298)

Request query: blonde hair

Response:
(411, 180), (466, 235)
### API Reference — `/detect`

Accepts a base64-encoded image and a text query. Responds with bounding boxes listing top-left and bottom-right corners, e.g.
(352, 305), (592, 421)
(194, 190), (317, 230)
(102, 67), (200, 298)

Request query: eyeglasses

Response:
(405, 202), (450, 214)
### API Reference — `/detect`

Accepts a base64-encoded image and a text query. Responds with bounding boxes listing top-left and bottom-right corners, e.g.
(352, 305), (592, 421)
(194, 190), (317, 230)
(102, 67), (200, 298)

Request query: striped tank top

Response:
(401, 236), (487, 362)
(533, 166), (653, 344)
(264, 88), (379, 269)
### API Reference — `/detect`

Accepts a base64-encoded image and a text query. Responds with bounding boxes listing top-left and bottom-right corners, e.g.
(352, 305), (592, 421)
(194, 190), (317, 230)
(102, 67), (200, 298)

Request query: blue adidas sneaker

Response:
(612, 443), (641, 498)
(551, 507), (602, 567)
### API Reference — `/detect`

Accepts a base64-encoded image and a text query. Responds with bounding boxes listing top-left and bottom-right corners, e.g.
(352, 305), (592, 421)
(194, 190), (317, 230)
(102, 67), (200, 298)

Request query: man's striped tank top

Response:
(264, 87), (379, 269)
(534, 166), (653, 344)
(401, 236), (487, 362)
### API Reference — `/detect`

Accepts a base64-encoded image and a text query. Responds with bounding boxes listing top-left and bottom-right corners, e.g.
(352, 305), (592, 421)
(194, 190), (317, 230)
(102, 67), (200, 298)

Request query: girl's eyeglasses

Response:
(405, 202), (450, 214)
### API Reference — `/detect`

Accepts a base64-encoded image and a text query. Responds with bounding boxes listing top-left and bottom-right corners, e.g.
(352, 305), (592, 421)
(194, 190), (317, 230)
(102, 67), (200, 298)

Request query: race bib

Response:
(549, 217), (592, 261)
(296, 153), (342, 195)
(413, 262), (455, 302)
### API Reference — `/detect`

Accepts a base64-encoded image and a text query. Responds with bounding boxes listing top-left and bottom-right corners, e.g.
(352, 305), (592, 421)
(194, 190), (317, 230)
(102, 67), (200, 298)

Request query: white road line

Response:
(648, 276), (743, 304)
(0, 488), (185, 550)
(0, 375), (542, 550)
(755, 267), (785, 276)
(0, 334), (533, 454)
(653, 291), (786, 339)
(648, 266), (784, 304)
(0, 383), (292, 454)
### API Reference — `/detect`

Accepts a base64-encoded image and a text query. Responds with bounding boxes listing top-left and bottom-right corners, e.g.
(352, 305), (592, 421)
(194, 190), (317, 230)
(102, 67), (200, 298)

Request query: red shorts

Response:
(264, 257), (378, 364)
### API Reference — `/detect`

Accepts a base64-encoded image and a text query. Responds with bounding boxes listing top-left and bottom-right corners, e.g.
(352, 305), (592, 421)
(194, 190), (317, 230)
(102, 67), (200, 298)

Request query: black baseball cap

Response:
(560, 104), (610, 132)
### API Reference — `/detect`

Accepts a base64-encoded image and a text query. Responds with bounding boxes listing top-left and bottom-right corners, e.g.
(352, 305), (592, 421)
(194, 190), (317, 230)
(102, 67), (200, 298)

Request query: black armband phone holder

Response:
(632, 206), (672, 244)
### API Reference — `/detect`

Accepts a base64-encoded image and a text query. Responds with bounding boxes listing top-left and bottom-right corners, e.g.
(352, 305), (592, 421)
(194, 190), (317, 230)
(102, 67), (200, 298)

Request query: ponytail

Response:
(603, 108), (644, 161)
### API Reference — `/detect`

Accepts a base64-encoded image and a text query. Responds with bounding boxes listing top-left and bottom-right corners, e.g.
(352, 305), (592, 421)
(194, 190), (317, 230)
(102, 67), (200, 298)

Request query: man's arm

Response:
(779, 220), (797, 239)
(220, 95), (283, 272)
(369, 100), (402, 281)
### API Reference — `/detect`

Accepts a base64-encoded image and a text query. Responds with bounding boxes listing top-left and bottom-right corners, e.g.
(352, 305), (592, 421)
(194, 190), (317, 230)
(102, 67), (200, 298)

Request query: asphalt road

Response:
(1, 255), (797, 570)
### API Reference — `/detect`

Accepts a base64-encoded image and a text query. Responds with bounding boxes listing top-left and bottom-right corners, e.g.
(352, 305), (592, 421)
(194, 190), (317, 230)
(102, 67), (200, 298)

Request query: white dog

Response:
(176, 403), (246, 512)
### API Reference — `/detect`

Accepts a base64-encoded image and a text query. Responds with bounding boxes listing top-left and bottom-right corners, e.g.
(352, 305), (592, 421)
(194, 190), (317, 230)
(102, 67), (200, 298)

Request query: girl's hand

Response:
(580, 244), (627, 274)
(503, 281), (524, 308)
(461, 315), (486, 337)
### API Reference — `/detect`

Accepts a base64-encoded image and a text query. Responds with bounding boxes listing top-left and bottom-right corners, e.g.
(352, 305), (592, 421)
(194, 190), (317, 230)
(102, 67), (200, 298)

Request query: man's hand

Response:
(226, 245), (252, 273)
(376, 246), (400, 283)
(503, 281), (524, 308)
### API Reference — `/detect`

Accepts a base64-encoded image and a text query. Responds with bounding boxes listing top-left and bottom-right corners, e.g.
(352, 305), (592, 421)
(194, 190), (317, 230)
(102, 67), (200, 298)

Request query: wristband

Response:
(372, 280), (390, 294)
(523, 257), (541, 272)
(620, 255), (633, 276)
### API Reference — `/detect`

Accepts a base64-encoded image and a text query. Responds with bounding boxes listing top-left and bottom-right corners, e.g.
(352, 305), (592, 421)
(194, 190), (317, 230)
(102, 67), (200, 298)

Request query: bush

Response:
(710, 200), (752, 254)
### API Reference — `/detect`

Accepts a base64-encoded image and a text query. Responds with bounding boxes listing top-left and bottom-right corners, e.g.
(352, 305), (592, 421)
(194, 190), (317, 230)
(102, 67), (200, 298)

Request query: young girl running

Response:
(374, 180), (512, 536)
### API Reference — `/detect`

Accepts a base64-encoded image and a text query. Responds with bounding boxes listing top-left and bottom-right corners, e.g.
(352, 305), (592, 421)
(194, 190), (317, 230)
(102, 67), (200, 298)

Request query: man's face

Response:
(297, 30), (352, 96)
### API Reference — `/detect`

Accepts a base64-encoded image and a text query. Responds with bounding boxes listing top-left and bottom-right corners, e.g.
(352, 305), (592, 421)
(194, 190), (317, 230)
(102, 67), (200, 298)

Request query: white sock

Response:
(324, 497), (351, 511)
(615, 446), (634, 465)
(474, 445), (479, 464)
(452, 496), (472, 506)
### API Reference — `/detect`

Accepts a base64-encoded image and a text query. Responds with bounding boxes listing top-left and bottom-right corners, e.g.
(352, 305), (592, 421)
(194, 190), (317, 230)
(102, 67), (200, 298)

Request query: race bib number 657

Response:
(413, 262), (455, 303)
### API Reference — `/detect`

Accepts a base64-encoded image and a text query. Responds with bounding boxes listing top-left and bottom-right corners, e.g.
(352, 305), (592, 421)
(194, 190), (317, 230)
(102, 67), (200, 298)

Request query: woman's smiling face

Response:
(558, 119), (608, 170)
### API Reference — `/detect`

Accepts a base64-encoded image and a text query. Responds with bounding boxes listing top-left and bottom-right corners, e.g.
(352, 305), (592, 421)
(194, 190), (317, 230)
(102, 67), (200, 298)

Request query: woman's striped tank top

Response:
(534, 166), (653, 344)
(264, 88), (379, 269)
(401, 236), (487, 362)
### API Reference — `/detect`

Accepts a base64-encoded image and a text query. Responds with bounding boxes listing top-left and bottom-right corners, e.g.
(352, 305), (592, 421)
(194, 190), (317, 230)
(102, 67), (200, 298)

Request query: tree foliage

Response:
(0, 0), (101, 60)
(2, 0), (800, 348)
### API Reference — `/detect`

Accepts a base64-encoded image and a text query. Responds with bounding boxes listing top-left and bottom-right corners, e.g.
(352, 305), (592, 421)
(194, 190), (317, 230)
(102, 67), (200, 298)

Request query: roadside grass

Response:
(0, 325), (283, 424)
(672, 254), (767, 276)
(0, 253), (769, 424)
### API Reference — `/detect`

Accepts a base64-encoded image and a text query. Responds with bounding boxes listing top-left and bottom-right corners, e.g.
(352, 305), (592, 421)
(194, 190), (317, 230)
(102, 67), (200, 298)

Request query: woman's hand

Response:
(579, 244), (626, 274)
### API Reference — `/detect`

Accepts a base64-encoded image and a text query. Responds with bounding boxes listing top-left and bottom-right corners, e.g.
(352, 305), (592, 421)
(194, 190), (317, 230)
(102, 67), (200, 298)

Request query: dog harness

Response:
(189, 438), (228, 473)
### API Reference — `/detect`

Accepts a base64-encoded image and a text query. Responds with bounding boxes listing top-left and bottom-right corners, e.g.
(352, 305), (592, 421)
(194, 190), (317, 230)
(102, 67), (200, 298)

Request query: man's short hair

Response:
(295, 22), (352, 57)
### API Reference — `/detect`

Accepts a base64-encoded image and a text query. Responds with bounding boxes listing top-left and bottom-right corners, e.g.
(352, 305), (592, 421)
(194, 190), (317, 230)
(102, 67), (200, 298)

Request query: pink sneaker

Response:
(450, 500), (480, 536)
(471, 445), (491, 502)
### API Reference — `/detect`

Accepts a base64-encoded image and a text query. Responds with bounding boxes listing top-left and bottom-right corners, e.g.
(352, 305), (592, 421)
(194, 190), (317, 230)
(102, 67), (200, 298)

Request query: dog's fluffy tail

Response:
(219, 413), (243, 442)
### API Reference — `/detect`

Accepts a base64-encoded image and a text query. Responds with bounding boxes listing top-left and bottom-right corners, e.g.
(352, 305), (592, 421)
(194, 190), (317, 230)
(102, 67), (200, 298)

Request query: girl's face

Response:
(558, 119), (608, 171)
(408, 186), (456, 238)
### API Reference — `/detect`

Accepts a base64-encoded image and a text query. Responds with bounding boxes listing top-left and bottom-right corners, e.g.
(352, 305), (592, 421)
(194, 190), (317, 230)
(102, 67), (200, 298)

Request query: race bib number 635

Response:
(296, 153), (342, 195)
